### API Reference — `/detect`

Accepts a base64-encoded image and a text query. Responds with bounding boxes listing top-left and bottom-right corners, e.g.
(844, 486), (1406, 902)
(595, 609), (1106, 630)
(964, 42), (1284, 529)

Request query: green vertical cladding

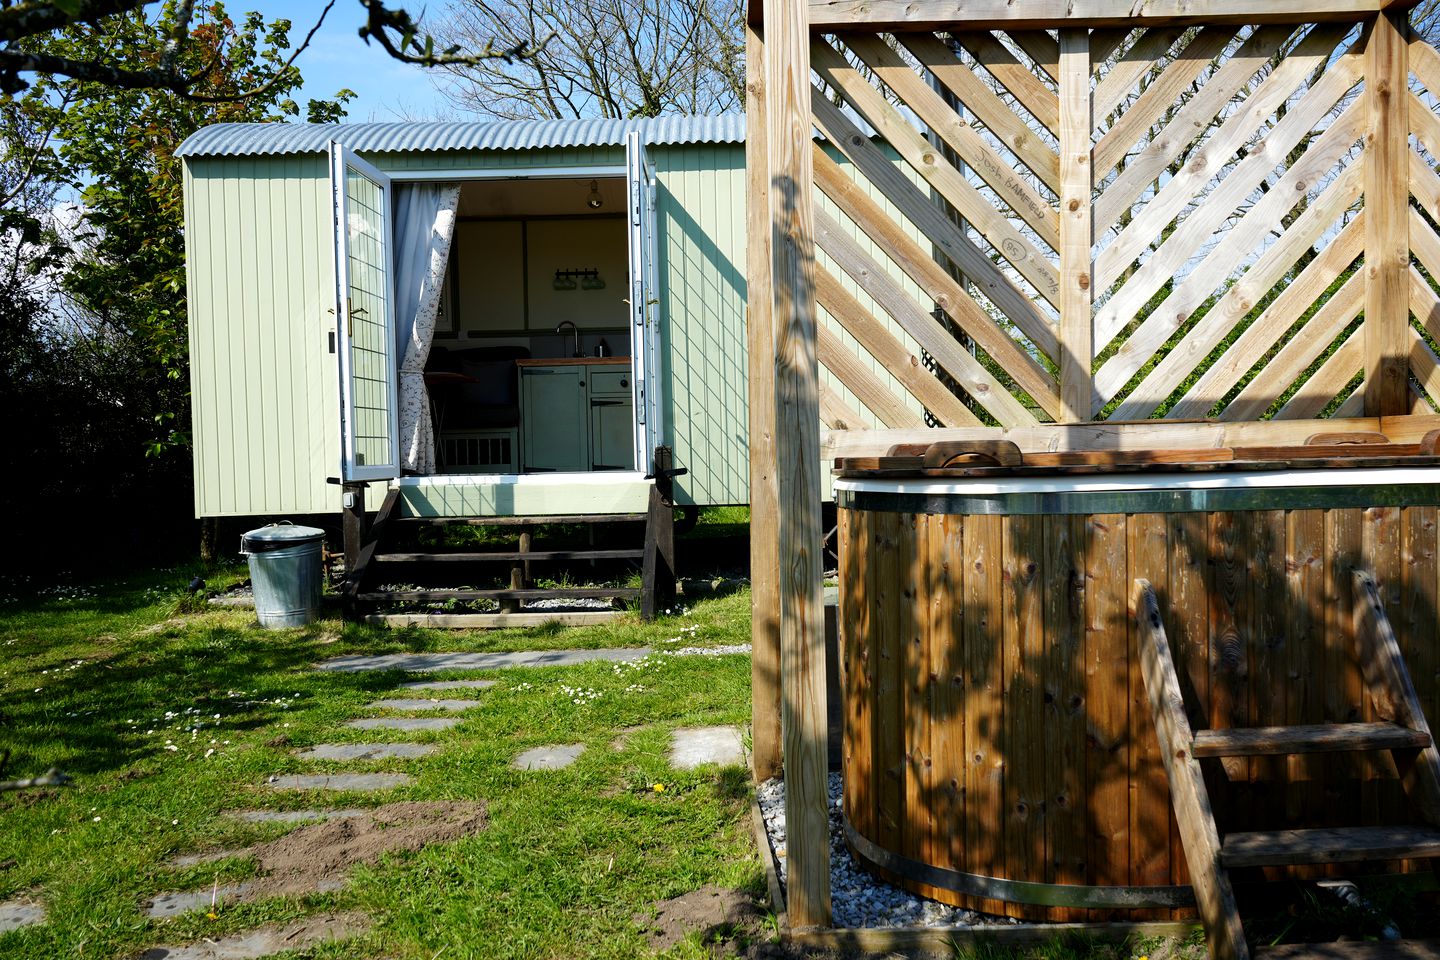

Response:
(185, 139), (754, 516)
(652, 143), (750, 508)
(185, 153), (340, 518)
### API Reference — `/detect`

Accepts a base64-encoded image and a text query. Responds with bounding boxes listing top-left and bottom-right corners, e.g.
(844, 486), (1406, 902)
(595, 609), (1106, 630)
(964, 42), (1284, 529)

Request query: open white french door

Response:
(625, 131), (662, 473)
(330, 142), (401, 482)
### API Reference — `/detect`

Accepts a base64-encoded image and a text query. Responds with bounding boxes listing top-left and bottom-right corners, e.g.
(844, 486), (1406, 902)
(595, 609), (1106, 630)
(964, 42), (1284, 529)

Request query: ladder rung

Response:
(1192, 722), (1431, 758)
(1221, 825), (1440, 868)
(376, 549), (645, 563)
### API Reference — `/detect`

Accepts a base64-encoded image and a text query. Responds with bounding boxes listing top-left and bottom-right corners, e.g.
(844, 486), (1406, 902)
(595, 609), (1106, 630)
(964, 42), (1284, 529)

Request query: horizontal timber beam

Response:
(820, 414), (1440, 459)
(786, 0), (1415, 29)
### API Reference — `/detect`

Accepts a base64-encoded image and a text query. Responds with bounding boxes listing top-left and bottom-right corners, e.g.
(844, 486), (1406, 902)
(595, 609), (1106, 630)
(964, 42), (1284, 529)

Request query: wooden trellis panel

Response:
(808, 14), (1440, 431)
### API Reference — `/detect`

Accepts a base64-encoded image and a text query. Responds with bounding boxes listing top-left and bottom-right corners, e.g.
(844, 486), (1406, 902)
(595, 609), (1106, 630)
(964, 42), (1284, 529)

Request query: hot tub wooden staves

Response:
(834, 443), (1440, 921)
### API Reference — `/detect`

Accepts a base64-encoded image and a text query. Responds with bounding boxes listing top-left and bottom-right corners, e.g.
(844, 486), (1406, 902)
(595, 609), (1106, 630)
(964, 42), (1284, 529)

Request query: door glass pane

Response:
(345, 168), (390, 468)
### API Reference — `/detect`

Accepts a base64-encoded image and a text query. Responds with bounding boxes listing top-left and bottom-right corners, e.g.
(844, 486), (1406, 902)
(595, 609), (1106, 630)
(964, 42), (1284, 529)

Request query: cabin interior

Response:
(423, 175), (636, 476)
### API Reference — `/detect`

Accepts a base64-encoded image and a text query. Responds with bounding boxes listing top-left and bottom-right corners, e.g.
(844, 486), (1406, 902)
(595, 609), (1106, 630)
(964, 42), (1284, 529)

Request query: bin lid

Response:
(241, 523), (326, 553)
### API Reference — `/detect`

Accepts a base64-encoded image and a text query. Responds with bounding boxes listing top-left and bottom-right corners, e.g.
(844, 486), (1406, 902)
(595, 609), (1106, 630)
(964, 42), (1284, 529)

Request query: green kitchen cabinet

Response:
(520, 365), (589, 472)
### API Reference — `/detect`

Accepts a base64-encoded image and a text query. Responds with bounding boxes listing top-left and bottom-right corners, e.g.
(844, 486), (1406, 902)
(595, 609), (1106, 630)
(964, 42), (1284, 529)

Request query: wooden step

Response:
(1259, 940), (1440, 959)
(375, 549), (644, 563)
(1192, 722), (1431, 758)
(358, 587), (640, 603)
(1221, 825), (1440, 868)
(395, 514), (646, 527)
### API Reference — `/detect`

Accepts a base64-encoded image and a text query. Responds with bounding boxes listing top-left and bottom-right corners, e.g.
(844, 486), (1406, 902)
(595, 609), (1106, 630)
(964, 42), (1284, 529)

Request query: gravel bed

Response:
(758, 773), (1015, 930)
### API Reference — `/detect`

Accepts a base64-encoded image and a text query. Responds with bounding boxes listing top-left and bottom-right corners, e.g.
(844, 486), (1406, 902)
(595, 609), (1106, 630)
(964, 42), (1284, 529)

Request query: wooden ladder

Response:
(1132, 573), (1440, 960)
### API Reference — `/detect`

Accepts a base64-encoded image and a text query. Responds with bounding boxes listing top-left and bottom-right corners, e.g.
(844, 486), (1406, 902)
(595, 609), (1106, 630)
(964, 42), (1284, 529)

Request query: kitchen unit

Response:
(518, 357), (634, 472)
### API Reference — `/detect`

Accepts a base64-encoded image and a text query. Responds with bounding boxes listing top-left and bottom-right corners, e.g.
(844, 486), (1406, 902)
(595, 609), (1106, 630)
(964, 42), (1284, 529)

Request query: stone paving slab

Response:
(145, 883), (254, 918)
(367, 698), (480, 712)
(316, 647), (651, 673)
(399, 678), (498, 691)
(224, 808), (368, 824)
(0, 899), (45, 933)
(136, 910), (369, 959)
(513, 744), (585, 771)
(669, 726), (746, 770)
(266, 773), (412, 792)
(295, 743), (437, 761)
(345, 716), (460, 731)
(169, 849), (248, 868)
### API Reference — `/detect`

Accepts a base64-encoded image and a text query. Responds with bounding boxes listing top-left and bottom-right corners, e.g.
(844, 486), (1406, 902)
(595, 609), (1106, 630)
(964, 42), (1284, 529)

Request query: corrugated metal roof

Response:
(176, 115), (745, 158)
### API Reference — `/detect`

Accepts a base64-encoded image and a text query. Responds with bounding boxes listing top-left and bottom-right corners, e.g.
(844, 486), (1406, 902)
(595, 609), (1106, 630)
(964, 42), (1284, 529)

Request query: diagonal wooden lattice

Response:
(1094, 22), (1367, 421)
(808, 30), (1063, 428)
(1408, 33), (1440, 414)
(805, 18), (1439, 431)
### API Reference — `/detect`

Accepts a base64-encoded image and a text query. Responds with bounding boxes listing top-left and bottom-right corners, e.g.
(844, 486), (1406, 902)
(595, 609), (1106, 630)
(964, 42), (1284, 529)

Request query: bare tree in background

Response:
(436, 0), (744, 119)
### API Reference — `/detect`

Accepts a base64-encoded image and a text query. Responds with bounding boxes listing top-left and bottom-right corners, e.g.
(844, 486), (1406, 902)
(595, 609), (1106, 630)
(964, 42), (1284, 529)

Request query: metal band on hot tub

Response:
(834, 468), (1440, 516)
(843, 815), (1196, 909)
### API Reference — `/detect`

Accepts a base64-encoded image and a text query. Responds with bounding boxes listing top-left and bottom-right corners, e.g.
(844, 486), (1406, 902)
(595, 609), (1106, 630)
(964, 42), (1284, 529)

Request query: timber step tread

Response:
(1258, 940), (1440, 959)
(394, 514), (647, 527)
(375, 549), (645, 562)
(1192, 722), (1431, 757)
(1221, 825), (1440, 868)
(358, 587), (639, 602)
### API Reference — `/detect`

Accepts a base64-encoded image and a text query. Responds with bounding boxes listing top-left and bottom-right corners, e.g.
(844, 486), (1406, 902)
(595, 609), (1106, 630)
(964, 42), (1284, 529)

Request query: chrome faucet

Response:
(555, 320), (580, 357)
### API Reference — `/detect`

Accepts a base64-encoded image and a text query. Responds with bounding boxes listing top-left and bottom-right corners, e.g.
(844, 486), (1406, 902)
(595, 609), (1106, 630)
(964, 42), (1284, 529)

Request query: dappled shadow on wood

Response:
(836, 501), (1440, 923)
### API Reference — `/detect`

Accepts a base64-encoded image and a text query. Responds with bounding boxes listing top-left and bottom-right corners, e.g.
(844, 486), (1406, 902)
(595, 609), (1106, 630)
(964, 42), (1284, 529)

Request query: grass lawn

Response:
(0, 562), (1219, 960)
(0, 563), (766, 959)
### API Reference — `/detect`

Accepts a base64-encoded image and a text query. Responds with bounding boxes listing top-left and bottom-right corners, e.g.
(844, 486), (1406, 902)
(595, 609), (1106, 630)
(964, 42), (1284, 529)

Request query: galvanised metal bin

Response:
(241, 524), (326, 629)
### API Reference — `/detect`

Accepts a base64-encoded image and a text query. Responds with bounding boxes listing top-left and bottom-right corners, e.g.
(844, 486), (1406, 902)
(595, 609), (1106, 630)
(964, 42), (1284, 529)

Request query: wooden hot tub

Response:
(833, 438), (1440, 921)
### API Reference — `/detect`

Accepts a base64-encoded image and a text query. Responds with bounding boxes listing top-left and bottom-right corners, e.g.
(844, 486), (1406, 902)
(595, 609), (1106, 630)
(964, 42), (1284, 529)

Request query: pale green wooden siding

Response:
(186, 154), (340, 517)
(369, 146), (626, 173)
(653, 143), (749, 506)
(185, 138), (934, 517)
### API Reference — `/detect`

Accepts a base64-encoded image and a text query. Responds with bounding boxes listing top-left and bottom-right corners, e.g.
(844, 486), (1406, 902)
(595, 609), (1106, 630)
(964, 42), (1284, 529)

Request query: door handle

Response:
(591, 400), (624, 407)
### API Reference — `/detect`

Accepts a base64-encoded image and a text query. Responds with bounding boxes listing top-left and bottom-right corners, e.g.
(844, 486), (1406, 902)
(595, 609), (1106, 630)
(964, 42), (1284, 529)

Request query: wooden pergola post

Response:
(1058, 29), (1094, 422)
(1365, 7), (1411, 416)
(763, 0), (831, 929)
(746, 18), (783, 783)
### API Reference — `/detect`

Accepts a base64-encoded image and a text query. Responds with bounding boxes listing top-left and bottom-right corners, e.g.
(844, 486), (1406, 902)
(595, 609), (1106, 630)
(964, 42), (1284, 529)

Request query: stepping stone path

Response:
(295, 743), (437, 761)
(0, 899), (45, 933)
(317, 647), (651, 673)
(346, 716), (460, 731)
(146, 884), (254, 919)
(399, 678), (497, 691)
(669, 726), (746, 770)
(267, 773), (412, 791)
(136, 911), (369, 960)
(169, 848), (247, 868)
(225, 808), (367, 824)
(368, 698), (480, 712)
(513, 744), (585, 771)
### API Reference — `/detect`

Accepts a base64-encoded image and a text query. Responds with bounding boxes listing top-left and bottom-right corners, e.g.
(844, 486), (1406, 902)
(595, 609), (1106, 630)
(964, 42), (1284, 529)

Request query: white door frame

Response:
(330, 141), (402, 482)
(625, 132), (662, 474)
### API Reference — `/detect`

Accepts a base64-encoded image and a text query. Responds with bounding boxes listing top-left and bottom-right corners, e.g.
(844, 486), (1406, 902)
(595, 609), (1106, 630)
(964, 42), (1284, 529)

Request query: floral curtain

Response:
(394, 182), (462, 474)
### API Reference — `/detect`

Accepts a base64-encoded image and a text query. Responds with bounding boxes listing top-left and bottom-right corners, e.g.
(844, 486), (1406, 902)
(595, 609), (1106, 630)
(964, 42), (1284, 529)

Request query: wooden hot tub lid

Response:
(834, 430), (1440, 479)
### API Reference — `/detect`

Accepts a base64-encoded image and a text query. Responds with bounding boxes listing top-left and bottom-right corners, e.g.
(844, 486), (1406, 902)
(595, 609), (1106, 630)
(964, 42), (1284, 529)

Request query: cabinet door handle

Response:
(620, 379), (628, 388)
(591, 399), (624, 407)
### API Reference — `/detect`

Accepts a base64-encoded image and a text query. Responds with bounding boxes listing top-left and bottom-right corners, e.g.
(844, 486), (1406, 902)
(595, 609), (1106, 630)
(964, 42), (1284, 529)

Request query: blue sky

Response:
(236, 0), (461, 120)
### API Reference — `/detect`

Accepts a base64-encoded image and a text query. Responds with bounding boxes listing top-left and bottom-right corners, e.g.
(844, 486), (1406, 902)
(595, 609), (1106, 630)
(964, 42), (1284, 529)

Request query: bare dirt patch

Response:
(635, 885), (766, 955)
(156, 801), (486, 909)
(244, 800), (487, 899)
